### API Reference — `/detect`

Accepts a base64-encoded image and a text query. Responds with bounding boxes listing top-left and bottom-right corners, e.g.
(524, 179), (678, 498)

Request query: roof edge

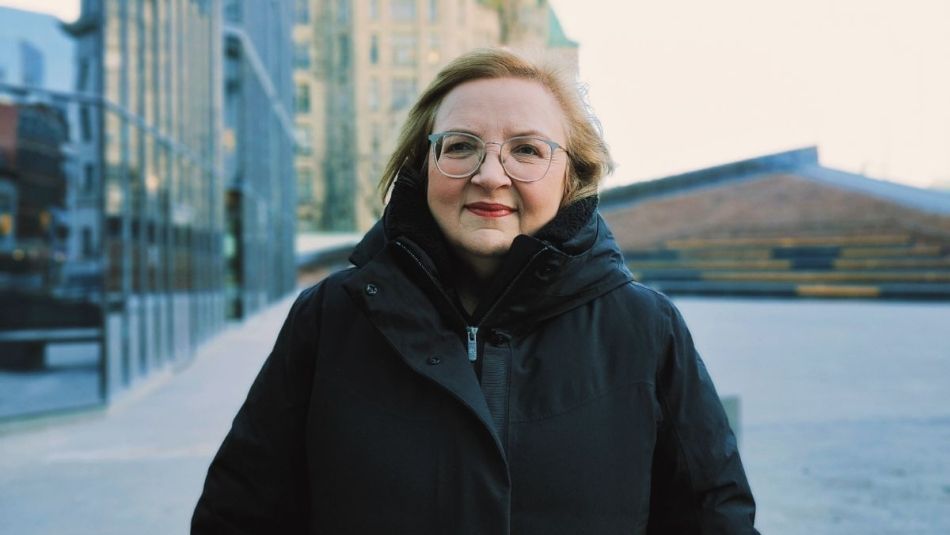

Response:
(798, 164), (950, 216)
(600, 146), (819, 209)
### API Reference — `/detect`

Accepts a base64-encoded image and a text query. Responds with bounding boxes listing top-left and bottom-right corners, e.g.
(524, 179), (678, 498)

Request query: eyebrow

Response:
(440, 127), (556, 140)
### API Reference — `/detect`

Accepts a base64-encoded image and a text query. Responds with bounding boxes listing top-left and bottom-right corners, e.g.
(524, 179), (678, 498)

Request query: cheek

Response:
(537, 172), (567, 214)
(426, 175), (464, 222)
(520, 180), (564, 231)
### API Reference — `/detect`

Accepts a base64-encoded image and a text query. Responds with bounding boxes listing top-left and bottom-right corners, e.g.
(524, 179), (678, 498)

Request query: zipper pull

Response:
(466, 326), (479, 362)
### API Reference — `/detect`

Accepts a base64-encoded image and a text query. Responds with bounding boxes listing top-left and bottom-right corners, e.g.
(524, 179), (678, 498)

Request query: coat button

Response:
(489, 330), (509, 345)
(364, 283), (378, 296)
(427, 356), (441, 365)
(534, 260), (561, 280)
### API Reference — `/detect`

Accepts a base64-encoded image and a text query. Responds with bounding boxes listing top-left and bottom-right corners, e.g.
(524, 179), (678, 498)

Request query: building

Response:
(0, 6), (103, 419)
(60, 0), (225, 401)
(0, 6), (74, 92)
(293, 0), (577, 231)
(600, 148), (950, 300)
(220, 0), (297, 318)
(0, 1), (296, 421)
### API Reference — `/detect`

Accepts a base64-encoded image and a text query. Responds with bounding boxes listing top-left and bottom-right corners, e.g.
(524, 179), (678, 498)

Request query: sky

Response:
(549, 0), (950, 190)
(3, 0), (948, 190)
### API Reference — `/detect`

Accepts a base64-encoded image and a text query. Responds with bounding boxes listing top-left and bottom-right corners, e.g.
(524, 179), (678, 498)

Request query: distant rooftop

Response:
(601, 147), (950, 217)
(547, 8), (578, 48)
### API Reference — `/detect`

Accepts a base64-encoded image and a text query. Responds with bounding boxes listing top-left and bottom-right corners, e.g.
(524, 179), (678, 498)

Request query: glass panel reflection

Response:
(0, 93), (104, 418)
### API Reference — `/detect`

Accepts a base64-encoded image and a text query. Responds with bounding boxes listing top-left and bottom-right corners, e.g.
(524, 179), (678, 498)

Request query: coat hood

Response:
(349, 168), (633, 332)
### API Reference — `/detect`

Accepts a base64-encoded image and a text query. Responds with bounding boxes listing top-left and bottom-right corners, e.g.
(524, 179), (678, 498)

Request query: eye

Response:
(440, 134), (481, 158)
(509, 139), (549, 159)
(512, 144), (542, 156)
(444, 140), (477, 154)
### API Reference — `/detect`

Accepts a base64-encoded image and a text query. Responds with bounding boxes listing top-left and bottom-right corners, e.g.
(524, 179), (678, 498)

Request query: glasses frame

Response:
(427, 131), (568, 183)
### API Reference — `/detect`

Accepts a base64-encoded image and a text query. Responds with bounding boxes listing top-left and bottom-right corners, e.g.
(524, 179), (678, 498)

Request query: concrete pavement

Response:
(0, 293), (296, 535)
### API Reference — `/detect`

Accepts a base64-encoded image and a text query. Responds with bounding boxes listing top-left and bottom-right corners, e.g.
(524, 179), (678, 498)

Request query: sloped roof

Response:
(600, 147), (950, 216)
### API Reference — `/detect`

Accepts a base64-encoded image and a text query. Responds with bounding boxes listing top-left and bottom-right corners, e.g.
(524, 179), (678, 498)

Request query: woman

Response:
(193, 49), (758, 534)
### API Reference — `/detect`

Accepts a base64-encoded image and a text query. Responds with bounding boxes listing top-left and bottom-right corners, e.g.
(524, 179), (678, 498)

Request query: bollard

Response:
(720, 395), (741, 448)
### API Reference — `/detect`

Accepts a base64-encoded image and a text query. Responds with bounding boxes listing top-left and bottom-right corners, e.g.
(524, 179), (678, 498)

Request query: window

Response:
(428, 0), (438, 21)
(79, 106), (92, 142)
(391, 0), (416, 20)
(224, 0), (241, 22)
(336, 0), (350, 23)
(77, 59), (89, 92)
(368, 78), (379, 111)
(297, 168), (314, 199)
(371, 123), (382, 155)
(295, 83), (311, 113)
(83, 163), (95, 193)
(338, 35), (350, 68)
(427, 34), (440, 64)
(295, 0), (310, 23)
(392, 34), (416, 66)
(82, 227), (94, 258)
(391, 77), (416, 110)
(369, 34), (379, 65)
(294, 42), (311, 68)
(369, 0), (379, 20)
(295, 126), (313, 154)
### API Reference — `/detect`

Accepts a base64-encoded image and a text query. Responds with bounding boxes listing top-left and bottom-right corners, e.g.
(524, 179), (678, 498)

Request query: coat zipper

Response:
(394, 238), (550, 364)
(460, 246), (549, 362)
(466, 326), (478, 362)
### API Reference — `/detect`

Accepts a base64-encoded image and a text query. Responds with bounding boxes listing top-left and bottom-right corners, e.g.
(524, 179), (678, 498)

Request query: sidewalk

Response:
(0, 293), (297, 535)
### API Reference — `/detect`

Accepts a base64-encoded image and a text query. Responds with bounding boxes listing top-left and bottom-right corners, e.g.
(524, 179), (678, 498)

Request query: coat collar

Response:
(349, 167), (633, 332)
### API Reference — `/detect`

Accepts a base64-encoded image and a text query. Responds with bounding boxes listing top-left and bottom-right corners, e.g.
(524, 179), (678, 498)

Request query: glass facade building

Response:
(0, 0), (295, 420)
(221, 0), (297, 319)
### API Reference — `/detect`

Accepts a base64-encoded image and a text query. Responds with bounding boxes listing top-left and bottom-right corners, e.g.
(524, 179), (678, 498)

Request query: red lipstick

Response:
(465, 202), (515, 218)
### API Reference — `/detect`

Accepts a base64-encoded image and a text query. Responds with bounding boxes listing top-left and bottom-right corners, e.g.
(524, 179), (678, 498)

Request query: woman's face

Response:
(427, 77), (569, 270)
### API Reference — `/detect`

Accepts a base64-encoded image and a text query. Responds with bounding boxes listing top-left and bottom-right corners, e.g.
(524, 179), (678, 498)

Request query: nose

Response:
(470, 142), (511, 189)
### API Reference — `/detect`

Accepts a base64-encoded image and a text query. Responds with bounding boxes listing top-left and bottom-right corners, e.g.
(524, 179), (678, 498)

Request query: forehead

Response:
(433, 77), (567, 141)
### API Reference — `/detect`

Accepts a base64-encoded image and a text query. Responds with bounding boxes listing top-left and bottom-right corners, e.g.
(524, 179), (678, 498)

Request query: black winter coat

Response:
(193, 173), (758, 534)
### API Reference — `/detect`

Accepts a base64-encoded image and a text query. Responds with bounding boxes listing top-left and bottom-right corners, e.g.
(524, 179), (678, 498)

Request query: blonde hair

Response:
(378, 48), (614, 205)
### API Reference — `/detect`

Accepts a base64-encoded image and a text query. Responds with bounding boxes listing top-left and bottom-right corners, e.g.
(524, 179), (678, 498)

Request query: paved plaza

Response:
(1, 292), (948, 534)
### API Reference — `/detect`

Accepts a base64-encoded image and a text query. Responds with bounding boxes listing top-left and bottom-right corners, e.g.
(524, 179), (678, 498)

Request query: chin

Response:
(456, 235), (515, 259)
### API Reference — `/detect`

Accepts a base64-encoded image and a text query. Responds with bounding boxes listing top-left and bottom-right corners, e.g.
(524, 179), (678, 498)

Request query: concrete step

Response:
(628, 256), (950, 271)
(632, 269), (950, 284)
(643, 280), (950, 299)
(626, 243), (947, 261)
(665, 233), (913, 249)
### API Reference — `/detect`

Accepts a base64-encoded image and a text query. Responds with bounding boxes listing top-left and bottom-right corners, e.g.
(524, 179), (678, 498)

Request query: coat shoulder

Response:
(608, 280), (677, 325)
(289, 267), (360, 328)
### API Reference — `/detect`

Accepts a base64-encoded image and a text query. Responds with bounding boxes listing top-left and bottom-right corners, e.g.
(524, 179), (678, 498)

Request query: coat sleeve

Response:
(647, 300), (759, 534)
(191, 283), (324, 534)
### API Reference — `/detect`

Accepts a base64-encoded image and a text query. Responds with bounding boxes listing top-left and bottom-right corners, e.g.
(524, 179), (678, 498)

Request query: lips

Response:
(465, 202), (516, 218)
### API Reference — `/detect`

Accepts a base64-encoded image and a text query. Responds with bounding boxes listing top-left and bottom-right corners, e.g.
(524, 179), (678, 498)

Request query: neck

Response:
(452, 253), (501, 315)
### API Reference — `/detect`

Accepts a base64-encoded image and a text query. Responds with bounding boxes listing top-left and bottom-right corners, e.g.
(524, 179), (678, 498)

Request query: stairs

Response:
(625, 232), (950, 299)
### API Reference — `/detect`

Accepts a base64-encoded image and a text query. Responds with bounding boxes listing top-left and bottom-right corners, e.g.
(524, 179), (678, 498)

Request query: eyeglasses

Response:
(427, 131), (567, 183)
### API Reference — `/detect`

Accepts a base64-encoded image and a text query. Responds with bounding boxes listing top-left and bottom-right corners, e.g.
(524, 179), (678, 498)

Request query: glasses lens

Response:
(434, 132), (483, 177)
(502, 137), (554, 182)
(431, 132), (557, 182)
